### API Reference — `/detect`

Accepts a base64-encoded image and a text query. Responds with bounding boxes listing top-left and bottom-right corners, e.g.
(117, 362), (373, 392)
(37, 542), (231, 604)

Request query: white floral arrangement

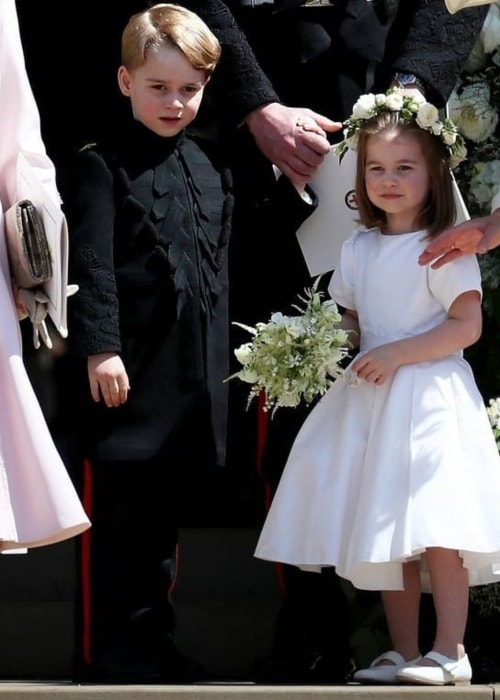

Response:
(452, 2), (500, 215)
(228, 281), (351, 414)
(334, 87), (467, 169)
(452, 2), (500, 319)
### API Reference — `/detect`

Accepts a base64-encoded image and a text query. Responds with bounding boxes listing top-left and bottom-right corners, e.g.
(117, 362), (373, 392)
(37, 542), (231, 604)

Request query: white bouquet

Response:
(228, 281), (351, 414)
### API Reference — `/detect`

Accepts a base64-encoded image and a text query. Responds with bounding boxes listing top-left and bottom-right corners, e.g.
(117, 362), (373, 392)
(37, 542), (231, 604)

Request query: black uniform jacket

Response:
(64, 118), (317, 467)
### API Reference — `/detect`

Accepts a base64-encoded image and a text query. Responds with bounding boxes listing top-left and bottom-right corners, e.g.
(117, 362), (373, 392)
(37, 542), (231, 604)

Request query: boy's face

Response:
(118, 44), (208, 137)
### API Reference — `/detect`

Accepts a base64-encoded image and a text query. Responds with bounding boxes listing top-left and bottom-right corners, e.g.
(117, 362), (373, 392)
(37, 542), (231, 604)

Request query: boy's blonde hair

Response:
(121, 3), (221, 77)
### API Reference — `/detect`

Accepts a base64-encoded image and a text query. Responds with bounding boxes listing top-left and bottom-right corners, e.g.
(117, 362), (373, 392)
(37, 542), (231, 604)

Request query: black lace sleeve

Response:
(180, 0), (280, 124)
(386, 0), (489, 107)
(64, 147), (122, 357)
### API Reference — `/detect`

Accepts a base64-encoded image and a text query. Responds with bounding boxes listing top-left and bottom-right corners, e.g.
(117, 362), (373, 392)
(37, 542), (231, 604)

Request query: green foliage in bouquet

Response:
(227, 279), (352, 414)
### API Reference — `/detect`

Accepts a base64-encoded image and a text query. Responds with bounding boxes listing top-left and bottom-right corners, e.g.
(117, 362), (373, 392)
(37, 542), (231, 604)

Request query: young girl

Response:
(254, 88), (500, 686)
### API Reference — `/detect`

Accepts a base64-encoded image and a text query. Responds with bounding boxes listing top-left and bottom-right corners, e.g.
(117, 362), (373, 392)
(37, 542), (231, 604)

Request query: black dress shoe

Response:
(253, 651), (355, 684)
(74, 639), (208, 684)
(74, 660), (165, 684)
(157, 639), (208, 683)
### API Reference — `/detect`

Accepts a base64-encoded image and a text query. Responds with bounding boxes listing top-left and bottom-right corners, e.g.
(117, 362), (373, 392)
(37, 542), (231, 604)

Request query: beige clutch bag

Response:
(5, 199), (53, 289)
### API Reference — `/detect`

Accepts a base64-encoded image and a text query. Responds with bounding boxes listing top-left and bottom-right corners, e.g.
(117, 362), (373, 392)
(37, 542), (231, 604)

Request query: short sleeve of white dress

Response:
(327, 228), (365, 310)
(428, 252), (482, 309)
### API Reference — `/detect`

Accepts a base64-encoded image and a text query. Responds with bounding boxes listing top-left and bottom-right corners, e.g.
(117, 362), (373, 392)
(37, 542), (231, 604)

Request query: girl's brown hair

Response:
(354, 111), (456, 238)
(121, 3), (221, 77)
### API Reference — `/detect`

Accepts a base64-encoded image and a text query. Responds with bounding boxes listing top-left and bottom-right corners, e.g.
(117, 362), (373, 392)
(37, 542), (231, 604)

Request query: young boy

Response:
(62, 4), (316, 683)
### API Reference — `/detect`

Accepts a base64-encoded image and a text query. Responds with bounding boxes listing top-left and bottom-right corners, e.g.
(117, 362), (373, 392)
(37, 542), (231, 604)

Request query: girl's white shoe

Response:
(396, 651), (472, 686)
(353, 650), (422, 684)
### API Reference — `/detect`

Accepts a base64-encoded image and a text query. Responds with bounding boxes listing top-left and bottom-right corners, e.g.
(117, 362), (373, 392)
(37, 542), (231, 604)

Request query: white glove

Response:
(18, 284), (78, 350)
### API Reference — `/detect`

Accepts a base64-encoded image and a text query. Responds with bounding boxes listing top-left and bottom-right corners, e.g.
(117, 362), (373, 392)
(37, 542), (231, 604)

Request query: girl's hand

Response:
(351, 345), (400, 385)
(87, 352), (130, 407)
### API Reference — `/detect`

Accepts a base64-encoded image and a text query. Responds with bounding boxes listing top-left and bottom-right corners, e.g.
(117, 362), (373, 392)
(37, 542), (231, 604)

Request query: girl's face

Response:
(364, 129), (430, 234)
(117, 44), (208, 137)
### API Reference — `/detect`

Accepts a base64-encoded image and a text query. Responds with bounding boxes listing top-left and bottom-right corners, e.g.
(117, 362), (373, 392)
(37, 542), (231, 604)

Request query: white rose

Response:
(449, 83), (499, 143)
(375, 93), (387, 107)
(431, 121), (444, 136)
(416, 103), (440, 128)
(385, 92), (404, 111)
(352, 93), (377, 119)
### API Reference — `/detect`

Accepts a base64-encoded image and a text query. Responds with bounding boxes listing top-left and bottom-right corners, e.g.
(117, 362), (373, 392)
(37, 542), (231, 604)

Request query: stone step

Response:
(0, 683), (496, 700)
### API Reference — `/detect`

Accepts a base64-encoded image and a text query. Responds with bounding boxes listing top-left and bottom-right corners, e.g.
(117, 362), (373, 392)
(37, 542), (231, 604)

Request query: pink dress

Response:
(0, 0), (90, 552)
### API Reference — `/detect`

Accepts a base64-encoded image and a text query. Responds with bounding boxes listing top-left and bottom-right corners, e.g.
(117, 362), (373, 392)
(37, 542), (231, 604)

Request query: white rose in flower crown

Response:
(431, 121), (444, 136)
(441, 126), (458, 146)
(352, 93), (377, 119)
(375, 93), (387, 106)
(481, 3), (500, 55)
(449, 139), (468, 170)
(416, 103), (440, 129)
(449, 83), (499, 142)
(385, 91), (404, 111)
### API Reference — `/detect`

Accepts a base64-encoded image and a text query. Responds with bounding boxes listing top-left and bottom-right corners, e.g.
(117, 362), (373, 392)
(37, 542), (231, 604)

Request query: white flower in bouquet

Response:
(228, 281), (351, 413)
(449, 83), (499, 143)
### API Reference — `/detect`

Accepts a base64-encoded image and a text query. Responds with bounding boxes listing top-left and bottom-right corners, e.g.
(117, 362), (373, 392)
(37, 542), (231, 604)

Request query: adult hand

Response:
(418, 209), (500, 269)
(244, 102), (341, 187)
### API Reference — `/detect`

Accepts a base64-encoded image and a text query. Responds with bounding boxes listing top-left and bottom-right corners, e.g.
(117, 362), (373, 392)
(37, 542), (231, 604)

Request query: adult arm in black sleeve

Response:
(179, 0), (340, 186)
(180, 0), (279, 124)
(385, 0), (489, 107)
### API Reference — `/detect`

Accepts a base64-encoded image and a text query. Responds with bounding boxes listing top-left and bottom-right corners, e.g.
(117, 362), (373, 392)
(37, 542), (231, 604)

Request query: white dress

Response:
(0, 0), (90, 552)
(255, 227), (500, 592)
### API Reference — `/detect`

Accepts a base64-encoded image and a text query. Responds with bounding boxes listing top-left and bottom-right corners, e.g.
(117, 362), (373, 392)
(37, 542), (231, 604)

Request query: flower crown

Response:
(334, 87), (467, 170)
